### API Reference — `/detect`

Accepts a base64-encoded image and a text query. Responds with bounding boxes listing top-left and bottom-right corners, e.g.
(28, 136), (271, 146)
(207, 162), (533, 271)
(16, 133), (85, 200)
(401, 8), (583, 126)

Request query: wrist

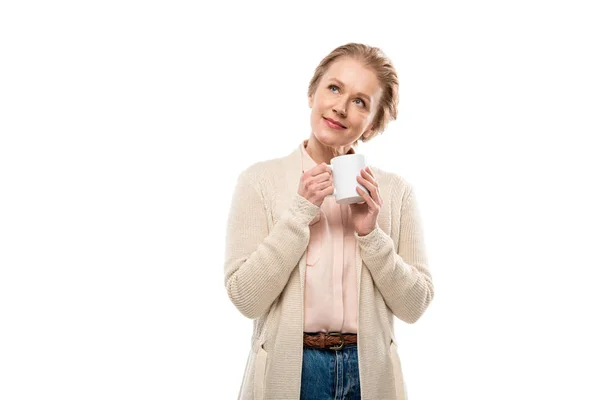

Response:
(290, 193), (321, 225)
(356, 225), (377, 237)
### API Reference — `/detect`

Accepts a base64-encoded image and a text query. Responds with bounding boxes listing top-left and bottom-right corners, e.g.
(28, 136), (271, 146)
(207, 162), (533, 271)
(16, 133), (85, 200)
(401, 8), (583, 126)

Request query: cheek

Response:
(315, 91), (335, 108)
(311, 106), (320, 120)
(352, 112), (370, 127)
(312, 96), (325, 110)
(310, 108), (322, 127)
(312, 99), (328, 117)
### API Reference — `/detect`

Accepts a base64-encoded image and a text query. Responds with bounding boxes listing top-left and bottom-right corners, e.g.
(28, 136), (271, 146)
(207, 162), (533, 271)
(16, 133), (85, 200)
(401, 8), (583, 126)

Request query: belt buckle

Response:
(327, 332), (344, 351)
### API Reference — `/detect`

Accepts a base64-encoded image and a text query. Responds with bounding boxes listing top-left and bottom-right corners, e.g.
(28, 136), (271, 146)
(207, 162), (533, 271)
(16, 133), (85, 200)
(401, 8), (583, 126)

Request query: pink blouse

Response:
(301, 140), (358, 334)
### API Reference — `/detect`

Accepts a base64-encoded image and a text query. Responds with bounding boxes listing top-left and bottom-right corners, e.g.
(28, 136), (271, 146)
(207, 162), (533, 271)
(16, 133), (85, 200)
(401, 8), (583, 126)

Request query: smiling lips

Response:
(323, 117), (347, 130)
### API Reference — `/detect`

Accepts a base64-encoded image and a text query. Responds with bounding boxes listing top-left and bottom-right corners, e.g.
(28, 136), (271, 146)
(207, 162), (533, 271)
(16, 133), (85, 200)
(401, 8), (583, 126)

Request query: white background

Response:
(1, 0), (599, 399)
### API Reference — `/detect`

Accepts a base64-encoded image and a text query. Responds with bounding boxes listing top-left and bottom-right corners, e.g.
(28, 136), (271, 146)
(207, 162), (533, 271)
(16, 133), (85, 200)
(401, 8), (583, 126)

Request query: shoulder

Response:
(238, 154), (288, 182)
(234, 152), (293, 195)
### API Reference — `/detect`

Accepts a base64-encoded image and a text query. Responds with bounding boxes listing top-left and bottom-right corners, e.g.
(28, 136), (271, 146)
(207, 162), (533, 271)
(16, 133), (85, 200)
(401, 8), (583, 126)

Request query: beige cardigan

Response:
(224, 144), (434, 399)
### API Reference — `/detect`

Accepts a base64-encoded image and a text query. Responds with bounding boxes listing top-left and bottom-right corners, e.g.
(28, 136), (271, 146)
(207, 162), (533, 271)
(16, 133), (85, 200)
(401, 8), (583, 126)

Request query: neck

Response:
(305, 135), (355, 165)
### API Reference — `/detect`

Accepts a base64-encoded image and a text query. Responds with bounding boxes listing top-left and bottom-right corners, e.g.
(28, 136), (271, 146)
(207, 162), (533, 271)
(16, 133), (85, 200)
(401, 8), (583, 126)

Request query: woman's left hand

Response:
(349, 166), (383, 236)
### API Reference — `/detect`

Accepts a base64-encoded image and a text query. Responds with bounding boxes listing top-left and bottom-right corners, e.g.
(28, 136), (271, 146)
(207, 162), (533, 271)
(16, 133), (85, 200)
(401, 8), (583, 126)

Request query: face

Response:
(309, 57), (382, 148)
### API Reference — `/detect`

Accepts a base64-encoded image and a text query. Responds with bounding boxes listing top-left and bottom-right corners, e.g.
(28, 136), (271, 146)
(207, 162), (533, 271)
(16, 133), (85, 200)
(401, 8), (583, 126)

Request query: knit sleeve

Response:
(224, 167), (320, 319)
(354, 184), (434, 323)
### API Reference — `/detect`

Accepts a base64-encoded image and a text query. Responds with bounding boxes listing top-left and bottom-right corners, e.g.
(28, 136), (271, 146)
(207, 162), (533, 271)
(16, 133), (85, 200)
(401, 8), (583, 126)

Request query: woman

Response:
(224, 43), (434, 400)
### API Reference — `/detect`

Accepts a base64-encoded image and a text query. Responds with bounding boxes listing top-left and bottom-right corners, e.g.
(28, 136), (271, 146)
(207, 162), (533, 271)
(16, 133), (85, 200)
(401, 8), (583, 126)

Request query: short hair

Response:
(308, 43), (399, 145)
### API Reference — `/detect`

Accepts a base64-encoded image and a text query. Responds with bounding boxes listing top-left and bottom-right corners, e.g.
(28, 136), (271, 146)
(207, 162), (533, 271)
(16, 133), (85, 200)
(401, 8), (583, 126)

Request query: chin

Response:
(313, 131), (337, 146)
(314, 129), (328, 139)
(317, 129), (352, 144)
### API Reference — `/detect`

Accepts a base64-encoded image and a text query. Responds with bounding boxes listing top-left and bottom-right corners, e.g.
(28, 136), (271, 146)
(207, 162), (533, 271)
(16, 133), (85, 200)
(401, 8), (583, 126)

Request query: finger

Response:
(309, 163), (332, 177)
(361, 168), (378, 186)
(357, 175), (381, 204)
(359, 169), (382, 205)
(356, 186), (375, 207)
(357, 174), (376, 191)
(318, 185), (335, 196)
(313, 173), (333, 184)
(315, 179), (333, 191)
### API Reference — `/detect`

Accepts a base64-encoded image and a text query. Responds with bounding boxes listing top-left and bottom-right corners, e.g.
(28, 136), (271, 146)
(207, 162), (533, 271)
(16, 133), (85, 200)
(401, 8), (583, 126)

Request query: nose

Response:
(333, 103), (347, 118)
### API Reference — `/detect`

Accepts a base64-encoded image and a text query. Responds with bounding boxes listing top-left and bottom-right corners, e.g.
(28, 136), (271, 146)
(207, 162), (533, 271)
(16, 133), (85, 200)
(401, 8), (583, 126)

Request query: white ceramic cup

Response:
(326, 153), (369, 204)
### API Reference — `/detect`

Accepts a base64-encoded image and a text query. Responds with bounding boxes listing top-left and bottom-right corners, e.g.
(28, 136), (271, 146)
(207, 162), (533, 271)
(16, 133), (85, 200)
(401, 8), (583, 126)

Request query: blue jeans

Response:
(300, 343), (361, 400)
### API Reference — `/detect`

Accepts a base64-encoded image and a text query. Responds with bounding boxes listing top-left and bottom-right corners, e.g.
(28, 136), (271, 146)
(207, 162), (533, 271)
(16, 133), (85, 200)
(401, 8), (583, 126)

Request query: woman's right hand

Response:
(298, 163), (334, 207)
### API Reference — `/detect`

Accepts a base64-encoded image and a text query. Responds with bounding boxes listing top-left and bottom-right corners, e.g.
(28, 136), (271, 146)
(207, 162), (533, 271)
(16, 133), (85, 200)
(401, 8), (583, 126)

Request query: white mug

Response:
(327, 153), (369, 204)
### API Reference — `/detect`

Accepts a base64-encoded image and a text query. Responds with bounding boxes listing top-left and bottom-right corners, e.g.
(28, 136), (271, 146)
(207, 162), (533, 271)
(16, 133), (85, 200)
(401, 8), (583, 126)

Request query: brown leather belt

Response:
(303, 332), (357, 351)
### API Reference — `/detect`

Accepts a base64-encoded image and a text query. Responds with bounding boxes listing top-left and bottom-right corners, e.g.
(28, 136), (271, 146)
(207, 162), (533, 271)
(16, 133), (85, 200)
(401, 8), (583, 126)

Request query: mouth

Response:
(323, 117), (347, 129)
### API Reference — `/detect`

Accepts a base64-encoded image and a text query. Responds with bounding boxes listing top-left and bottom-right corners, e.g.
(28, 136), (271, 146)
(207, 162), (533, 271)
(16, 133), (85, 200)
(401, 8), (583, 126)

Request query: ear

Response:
(363, 126), (375, 140)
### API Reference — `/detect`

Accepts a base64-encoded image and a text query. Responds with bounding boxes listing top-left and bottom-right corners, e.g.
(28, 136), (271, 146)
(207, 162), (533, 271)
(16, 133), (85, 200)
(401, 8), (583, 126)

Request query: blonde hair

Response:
(308, 43), (399, 145)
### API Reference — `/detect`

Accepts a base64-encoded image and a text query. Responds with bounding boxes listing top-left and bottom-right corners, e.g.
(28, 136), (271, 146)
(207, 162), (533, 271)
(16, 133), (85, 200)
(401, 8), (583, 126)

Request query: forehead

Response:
(322, 57), (381, 97)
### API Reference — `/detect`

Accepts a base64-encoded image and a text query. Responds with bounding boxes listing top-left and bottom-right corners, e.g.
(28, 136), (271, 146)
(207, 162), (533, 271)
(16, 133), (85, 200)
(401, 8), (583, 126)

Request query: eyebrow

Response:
(328, 78), (371, 103)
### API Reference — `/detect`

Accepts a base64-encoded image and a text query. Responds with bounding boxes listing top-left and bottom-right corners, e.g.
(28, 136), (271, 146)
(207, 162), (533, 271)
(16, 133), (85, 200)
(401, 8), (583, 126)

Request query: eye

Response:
(353, 98), (365, 107)
(328, 85), (340, 93)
